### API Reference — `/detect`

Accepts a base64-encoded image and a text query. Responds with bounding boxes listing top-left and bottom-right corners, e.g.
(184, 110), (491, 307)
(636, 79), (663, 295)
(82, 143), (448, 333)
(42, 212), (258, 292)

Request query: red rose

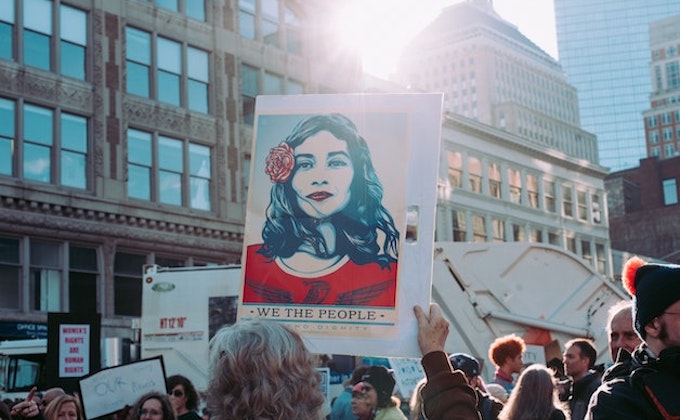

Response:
(265, 142), (295, 183)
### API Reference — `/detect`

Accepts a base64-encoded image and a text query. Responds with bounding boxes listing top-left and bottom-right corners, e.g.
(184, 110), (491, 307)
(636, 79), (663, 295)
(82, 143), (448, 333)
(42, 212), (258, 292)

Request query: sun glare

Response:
(331, 0), (449, 78)
(327, 0), (557, 79)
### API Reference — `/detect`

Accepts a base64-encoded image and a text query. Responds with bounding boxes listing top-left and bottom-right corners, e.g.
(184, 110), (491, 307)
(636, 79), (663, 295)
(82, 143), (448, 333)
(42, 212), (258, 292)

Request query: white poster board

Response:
(141, 265), (242, 391)
(388, 357), (425, 398)
(58, 324), (90, 377)
(238, 93), (443, 357)
(78, 357), (166, 419)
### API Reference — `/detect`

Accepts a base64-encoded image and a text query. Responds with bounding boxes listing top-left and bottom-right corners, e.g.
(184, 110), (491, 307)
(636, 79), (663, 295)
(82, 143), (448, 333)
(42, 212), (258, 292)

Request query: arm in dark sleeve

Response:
(420, 351), (480, 420)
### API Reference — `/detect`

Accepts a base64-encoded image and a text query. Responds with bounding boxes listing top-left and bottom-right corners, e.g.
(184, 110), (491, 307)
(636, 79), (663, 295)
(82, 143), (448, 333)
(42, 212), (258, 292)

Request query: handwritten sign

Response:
(59, 324), (90, 377)
(78, 357), (166, 419)
(388, 357), (425, 398)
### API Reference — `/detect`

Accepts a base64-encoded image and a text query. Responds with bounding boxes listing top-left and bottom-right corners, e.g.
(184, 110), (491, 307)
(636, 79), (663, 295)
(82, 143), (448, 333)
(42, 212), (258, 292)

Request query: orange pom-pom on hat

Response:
(621, 256), (680, 338)
(622, 256), (646, 297)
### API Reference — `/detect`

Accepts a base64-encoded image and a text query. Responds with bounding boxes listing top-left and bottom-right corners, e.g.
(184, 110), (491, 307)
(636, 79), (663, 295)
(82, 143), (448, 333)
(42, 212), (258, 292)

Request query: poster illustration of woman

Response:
(242, 113), (401, 307)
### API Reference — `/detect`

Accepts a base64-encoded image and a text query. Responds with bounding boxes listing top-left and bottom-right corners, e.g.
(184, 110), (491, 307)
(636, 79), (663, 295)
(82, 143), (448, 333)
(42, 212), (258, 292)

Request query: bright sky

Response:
(337, 0), (558, 78)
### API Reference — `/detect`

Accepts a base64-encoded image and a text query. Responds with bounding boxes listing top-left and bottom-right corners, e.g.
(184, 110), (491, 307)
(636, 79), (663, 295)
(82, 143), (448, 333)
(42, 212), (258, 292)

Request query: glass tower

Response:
(554, 0), (680, 171)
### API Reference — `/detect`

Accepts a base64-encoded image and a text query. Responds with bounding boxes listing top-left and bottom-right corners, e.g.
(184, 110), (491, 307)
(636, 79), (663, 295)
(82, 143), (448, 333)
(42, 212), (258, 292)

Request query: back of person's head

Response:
(43, 394), (83, 420)
(129, 392), (174, 420)
(485, 383), (509, 403)
(448, 353), (481, 382)
(488, 334), (526, 367)
(565, 338), (597, 368)
(347, 365), (370, 387)
(41, 387), (66, 410)
(166, 374), (199, 411)
(499, 364), (558, 420)
(409, 377), (427, 420)
(207, 319), (325, 420)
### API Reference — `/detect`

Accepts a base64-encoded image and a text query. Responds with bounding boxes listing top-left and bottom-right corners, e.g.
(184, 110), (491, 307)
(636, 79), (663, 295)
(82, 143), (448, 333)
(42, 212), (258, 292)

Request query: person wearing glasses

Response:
(129, 392), (174, 420)
(350, 366), (406, 420)
(587, 257), (680, 419)
(166, 375), (201, 420)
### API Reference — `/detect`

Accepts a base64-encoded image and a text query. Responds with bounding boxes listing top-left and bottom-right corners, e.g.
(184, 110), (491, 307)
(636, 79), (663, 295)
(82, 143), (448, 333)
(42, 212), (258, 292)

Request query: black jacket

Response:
(587, 345), (680, 419)
(568, 370), (601, 420)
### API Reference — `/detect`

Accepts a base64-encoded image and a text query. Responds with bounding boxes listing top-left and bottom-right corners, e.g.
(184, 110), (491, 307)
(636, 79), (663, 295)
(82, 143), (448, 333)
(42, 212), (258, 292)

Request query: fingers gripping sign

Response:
(413, 303), (450, 355)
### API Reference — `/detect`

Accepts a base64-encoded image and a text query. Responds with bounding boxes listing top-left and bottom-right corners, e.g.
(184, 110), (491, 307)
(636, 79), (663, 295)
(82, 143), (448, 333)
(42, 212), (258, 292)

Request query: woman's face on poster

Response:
(292, 131), (354, 219)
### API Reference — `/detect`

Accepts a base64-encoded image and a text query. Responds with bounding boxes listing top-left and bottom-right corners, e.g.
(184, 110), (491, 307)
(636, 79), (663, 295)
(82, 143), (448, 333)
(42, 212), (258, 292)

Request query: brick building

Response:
(606, 156), (680, 264)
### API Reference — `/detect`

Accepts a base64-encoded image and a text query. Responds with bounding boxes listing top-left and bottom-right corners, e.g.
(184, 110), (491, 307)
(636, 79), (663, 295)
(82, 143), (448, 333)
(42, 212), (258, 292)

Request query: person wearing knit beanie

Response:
(587, 257), (680, 419)
(621, 256), (680, 342)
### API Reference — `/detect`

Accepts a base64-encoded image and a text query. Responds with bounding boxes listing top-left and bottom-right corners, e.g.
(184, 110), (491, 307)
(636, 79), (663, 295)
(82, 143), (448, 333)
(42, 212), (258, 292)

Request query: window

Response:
(667, 62), (680, 89)
(126, 27), (210, 113)
(472, 215), (486, 242)
(526, 174), (538, 209)
(562, 185), (573, 217)
(0, 0), (14, 60)
(663, 127), (673, 141)
(665, 144), (676, 158)
(544, 180), (556, 213)
(581, 240), (592, 266)
(577, 190), (587, 221)
(512, 224), (524, 242)
(663, 178), (678, 205)
(648, 115), (658, 128)
(240, 65), (303, 125)
(492, 218), (504, 242)
(447, 151), (462, 188)
(0, 237), (20, 309)
(651, 146), (660, 157)
(662, 112), (672, 125)
(488, 162), (501, 199)
(114, 252), (146, 317)
(530, 228), (542, 243)
(127, 128), (212, 210)
(596, 243), (606, 274)
(59, 5), (87, 79)
(650, 130), (659, 144)
(548, 232), (560, 246)
(1, 100), (89, 188)
(69, 246), (98, 314)
(508, 168), (521, 204)
(468, 156), (481, 193)
(4, 0), (88, 79)
(154, 0), (205, 21)
(452, 209), (466, 242)
(566, 235), (576, 254)
(591, 193), (602, 224)
(238, 0), (301, 54)
(241, 64), (258, 125)
(30, 240), (61, 312)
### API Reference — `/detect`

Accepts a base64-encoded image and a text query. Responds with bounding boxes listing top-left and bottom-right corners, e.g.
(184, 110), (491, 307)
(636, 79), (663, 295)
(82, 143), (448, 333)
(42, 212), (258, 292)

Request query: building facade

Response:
(0, 0), (615, 343)
(437, 114), (612, 277)
(396, 0), (598, 163)
(554, 0), (680, 171)
(643, 14), (680, 160)
(605, 156), (680, 265)
(0, 0), (361, 340)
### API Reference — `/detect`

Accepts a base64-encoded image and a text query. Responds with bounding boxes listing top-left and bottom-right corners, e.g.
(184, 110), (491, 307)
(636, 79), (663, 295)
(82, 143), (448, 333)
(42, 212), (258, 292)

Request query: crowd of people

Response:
(2, 255), (678, 420)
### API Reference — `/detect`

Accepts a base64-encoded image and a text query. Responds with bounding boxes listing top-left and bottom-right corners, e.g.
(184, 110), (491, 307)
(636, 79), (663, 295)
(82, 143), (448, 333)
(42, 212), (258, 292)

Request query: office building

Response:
(606, 155), (680, 265)
(394, 1), (612, 276)
(0, 0), (360, 340)
(554, 0), (680, 171)
(642, 14), (680, 160)
(397, 0), (598, 163)
(0, 0), (614, 342)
